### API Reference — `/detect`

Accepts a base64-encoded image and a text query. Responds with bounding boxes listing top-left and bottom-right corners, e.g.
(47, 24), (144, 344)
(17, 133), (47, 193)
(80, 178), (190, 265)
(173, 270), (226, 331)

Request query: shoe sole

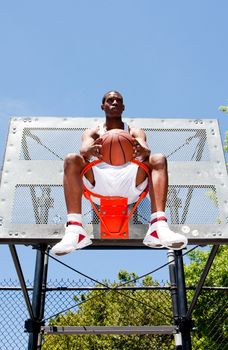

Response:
(143, 236), (187, 250)
(51, 238), (93, 256)
(143, 238), (164, 249)
(162, 241), (187, 250)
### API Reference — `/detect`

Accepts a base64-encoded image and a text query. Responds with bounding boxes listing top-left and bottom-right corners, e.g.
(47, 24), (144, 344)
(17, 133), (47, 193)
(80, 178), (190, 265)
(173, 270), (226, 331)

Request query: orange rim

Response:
(81, 159), (150, 200)
(81, 159), (150, 237)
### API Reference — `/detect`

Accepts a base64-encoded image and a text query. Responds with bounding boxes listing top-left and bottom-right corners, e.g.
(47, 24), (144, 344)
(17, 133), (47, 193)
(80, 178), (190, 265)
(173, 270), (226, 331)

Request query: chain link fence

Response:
(0, 279), (227, 350)
(186, 288), (228, 350)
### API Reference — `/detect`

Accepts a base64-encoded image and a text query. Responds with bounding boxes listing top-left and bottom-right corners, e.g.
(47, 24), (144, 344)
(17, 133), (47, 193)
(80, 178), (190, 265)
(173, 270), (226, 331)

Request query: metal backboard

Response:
(0, 117), (227, 246)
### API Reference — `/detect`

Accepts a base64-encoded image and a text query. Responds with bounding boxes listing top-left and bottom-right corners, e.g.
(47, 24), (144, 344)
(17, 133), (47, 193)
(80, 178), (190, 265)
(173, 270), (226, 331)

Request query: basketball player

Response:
(51, 91), (188, 255)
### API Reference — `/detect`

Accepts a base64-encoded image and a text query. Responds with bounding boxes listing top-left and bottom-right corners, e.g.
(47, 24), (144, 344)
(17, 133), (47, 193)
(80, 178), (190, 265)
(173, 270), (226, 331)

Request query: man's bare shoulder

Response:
(82, 126), (100, 140)
(129, 125), (146, 138)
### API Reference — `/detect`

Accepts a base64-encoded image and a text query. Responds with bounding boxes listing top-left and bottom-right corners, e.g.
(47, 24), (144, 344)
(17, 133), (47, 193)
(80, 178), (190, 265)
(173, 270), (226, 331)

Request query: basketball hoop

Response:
(81, 160), (150, 239)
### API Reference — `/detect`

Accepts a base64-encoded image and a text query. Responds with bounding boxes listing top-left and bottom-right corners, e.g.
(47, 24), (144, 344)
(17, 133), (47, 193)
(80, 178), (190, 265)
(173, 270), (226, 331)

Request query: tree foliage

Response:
(184, 245), (228, 350)
(42, 247), (227, 350)
(219, 105), (228, 163)
(219, 105), (228, 113)
(42, 272), (174, 350)
(225, 131), (228, 154)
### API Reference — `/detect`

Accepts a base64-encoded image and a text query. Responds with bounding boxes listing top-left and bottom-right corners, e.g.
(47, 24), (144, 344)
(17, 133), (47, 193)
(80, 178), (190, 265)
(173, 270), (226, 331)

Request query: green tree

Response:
(42, 272), (174, 350)
(225, 131), (228, 154)
(219, 106), (228, 113)
(219, 105), (228, 166)
(184, 245), (228, 350)
(42, 247), (227, 350)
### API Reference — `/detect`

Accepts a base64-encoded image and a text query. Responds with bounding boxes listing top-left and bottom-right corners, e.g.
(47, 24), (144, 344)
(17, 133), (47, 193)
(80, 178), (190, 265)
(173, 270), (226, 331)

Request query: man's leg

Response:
(136, 154), (187, 250)
(51, 154), (93, 256)
(147, 153), (168, 212)
(64, 153), (95, 213)
(135, 153), (168, 211)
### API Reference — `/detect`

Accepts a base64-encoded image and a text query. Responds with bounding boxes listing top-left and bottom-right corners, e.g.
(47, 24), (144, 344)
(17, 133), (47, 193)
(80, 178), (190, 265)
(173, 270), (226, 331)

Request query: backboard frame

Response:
(0, 117), (227, 246)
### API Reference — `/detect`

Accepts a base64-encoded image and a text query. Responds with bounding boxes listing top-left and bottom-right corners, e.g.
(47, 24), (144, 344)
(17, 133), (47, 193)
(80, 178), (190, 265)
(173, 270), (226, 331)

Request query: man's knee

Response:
(149, 153), (167, 170)
(64, 153), (84, 172)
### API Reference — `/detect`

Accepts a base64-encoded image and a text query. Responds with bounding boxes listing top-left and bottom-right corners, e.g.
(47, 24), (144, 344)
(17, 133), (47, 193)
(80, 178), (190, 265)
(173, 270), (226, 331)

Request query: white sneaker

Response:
(51, 221), (92, 256)
(143, 218), (187, 250)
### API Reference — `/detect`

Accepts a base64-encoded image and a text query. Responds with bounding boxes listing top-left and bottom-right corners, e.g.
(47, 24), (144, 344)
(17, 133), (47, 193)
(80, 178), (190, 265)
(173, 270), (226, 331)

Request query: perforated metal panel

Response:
(0, 117), (227, 246)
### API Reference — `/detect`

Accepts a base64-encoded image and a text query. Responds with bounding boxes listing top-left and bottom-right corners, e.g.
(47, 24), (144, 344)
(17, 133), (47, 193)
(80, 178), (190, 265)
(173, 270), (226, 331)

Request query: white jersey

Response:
(83, 122), (148, 204)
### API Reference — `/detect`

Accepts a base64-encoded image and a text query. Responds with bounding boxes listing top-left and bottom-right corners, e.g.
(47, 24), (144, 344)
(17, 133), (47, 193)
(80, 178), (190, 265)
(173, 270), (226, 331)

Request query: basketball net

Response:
(81, 160), (150, 239)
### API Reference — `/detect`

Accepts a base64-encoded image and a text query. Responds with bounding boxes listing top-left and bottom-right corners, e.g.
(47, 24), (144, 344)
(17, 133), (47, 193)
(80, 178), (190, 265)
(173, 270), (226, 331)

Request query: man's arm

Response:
(80, 128), (103, 160)
(130, 126), (151, 159)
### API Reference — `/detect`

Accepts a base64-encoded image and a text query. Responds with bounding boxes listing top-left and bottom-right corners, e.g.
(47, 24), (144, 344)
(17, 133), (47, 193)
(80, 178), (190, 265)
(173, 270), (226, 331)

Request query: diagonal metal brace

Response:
(186, 244), (220, 319)
(9, 244), (35, 320)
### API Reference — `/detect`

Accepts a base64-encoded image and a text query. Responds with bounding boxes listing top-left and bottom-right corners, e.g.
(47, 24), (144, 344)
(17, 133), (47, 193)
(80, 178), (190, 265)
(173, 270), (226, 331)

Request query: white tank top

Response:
(96, 122), (129, 137)
(84, 122), (148, 202)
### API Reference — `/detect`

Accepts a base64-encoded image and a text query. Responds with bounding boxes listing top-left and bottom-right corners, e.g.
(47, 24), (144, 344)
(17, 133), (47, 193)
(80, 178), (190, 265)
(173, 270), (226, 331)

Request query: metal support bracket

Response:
(175, 317), (195, 333)
(41, 325), (178, 335)
(25, 318), (44, 333)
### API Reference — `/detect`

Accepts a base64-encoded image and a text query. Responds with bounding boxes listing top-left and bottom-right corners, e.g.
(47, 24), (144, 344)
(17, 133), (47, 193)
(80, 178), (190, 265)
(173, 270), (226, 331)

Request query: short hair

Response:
(102, 91), (123, 104)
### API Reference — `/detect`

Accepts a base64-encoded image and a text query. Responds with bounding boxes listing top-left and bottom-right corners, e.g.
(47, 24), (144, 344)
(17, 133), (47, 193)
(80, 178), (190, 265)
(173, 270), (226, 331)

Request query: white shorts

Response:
(83, 161), (148, 205)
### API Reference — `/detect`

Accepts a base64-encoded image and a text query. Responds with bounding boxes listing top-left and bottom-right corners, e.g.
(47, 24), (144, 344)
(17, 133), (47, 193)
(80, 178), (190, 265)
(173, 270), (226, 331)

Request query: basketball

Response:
(101, 129), (134, 166)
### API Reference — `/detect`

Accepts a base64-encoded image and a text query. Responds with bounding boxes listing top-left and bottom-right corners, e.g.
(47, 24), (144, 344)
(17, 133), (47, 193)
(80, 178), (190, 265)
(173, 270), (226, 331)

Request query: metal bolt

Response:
(192, 230), (199, 237)
(181, 225), (190, 234)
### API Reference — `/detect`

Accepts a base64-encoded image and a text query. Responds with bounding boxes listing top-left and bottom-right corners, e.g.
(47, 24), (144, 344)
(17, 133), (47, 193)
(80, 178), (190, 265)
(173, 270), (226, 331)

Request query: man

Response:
(51, 91), (187, 255)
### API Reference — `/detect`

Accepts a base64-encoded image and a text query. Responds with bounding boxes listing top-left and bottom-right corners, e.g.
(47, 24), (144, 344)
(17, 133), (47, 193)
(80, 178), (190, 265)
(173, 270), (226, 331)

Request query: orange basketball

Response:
(101, 129), (134, 166)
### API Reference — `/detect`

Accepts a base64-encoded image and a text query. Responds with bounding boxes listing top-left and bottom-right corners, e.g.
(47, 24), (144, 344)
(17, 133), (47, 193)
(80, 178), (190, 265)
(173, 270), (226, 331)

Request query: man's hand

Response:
(91, 138), (103, 159)
(80, 136), (103, 160)
(133, 139), (151, 159)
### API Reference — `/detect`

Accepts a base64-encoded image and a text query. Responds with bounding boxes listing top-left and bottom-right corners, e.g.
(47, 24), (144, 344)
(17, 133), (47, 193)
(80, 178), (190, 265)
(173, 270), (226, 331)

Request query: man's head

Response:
(101, 91), (125, 118)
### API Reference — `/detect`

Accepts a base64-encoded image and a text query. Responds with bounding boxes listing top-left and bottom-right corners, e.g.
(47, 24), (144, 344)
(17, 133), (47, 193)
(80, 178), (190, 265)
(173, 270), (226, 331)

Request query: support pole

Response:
(168, 250), (182, 349)
(27, 245), (49, 350)
(175, 250), (192, 350)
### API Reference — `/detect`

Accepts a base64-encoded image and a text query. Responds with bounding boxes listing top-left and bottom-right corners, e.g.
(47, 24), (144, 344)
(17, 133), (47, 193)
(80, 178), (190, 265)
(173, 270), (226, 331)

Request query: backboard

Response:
(0, 117), (227, 247)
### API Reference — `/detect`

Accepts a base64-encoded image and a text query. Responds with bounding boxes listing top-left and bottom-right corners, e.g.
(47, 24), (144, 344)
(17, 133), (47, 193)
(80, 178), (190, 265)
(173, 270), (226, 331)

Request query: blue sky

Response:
(0, 1), (227, 284)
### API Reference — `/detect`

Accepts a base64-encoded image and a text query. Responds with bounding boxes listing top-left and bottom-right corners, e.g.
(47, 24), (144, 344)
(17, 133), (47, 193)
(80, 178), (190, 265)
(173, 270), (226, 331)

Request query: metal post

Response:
(168, 250), (182, 349)
(175, 250), (192, 350)
(27, 245), (49, 350)
(37, 246), (49, 349)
